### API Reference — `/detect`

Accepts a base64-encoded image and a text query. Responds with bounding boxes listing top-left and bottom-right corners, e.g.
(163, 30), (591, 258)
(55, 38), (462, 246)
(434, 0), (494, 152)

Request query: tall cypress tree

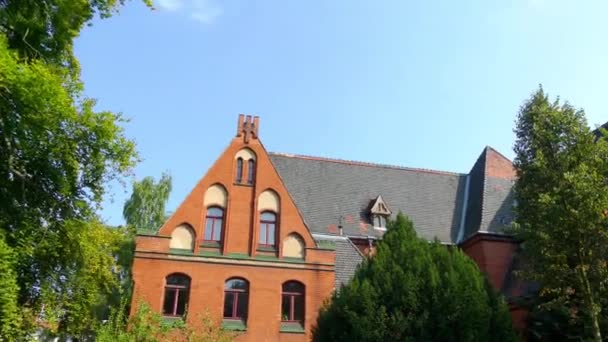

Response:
(313, 213), (516, 342)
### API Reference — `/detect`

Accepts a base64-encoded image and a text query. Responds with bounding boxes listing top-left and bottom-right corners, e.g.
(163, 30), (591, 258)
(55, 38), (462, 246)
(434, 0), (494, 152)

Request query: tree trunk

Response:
(578, 265), (602, 342)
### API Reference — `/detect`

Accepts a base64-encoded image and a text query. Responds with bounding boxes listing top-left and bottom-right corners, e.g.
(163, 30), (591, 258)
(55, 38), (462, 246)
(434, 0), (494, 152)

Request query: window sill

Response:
(372, 226), (387, 231)
(199, 250), (222, 257)
(222, 319), (247, 331)
(280, 322), (305, 334)
(256, 246), (277, 252)
(200, 241), (221, 248)
(169, 248), (194, 255)
(233, 182), (254, 187)
(282, 256), (305, 262)
(255, 254), (279, 261)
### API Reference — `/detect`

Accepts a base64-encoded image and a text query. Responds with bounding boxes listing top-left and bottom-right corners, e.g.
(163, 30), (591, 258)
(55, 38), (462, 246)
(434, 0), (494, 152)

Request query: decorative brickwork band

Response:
(236, 114), (259, 143)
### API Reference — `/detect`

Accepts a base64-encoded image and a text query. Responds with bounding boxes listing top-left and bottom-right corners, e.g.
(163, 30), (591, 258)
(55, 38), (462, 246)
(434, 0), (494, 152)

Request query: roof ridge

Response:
(269, 152), (465, 176)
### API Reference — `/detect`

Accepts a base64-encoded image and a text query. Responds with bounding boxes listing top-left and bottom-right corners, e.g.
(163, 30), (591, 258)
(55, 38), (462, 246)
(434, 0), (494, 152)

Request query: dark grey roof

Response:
(482, 177), (515, 233)
(270, 153), (467, 243)
(593, 121), (608, 139)
(462, 150), (486, 239)
(462, 147), (515, 241)
(333, 238), (364, 288)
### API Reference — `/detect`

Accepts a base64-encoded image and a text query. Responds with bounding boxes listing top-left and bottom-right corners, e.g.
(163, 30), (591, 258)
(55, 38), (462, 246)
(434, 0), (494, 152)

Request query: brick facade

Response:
(132, 115), (335, 341)
(131, 115), (525, 340)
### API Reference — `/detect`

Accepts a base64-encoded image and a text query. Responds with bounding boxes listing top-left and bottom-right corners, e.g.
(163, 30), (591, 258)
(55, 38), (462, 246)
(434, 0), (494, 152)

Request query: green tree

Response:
(312, 213), (516, 342)
(0, 0), (150, 337)
(123, 172), (173, 232)
(113, 172), (173, 318)
(0, 0), (152, 68)
(0, 34), (137, 338)
(0, 233), (21, 340)
(96, 299), (237, 342)
(512, 87), (608, 342)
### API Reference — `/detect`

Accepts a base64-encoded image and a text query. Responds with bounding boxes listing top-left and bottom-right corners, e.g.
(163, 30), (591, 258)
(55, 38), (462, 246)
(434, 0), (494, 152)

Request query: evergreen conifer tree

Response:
(313, 213), (516, 342)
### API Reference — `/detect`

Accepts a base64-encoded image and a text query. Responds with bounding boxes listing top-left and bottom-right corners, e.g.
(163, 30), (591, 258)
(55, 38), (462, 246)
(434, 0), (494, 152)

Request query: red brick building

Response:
(131, 115), (524, 341)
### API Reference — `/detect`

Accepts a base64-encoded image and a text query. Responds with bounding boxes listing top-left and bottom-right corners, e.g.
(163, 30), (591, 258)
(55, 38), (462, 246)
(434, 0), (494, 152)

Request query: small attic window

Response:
(373, 215), (387, 228)
(369, 195), (391, 230)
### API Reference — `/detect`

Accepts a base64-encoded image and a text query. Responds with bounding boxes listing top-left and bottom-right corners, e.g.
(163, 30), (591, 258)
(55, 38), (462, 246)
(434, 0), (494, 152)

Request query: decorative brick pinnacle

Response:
(236, 114), (259, 144)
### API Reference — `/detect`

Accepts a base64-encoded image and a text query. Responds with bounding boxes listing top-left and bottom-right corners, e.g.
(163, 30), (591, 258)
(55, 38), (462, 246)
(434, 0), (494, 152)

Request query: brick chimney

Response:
(236, 114), (259, 144)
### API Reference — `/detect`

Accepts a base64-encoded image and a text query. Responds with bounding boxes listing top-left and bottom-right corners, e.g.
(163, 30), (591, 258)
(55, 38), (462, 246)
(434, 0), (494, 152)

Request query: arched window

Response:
(163, 274), (190, 317)
(223, 278), (249, 321)
(247, 159), (255, 185)
(236, 157), (243, 183)
(259, 212), (277, 248)
(281, 281), (304, 324)
(204, 207), (224, 242)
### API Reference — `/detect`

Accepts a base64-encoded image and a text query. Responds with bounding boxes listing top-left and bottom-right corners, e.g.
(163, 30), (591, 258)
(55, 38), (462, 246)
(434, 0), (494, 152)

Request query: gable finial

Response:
(236, 114), (259, 144)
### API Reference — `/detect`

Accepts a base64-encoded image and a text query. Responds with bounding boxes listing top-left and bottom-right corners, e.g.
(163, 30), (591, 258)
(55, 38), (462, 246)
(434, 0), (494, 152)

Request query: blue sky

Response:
(74, 0), (608, 226)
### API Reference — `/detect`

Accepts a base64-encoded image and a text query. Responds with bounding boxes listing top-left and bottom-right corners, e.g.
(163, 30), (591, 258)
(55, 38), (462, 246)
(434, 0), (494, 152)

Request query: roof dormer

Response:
(369, 195), (391, 230)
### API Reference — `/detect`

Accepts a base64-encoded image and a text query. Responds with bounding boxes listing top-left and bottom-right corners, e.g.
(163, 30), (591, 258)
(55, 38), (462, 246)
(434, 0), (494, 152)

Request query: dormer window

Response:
(369, 195), (391, 230)
(373, 215), (387, 228)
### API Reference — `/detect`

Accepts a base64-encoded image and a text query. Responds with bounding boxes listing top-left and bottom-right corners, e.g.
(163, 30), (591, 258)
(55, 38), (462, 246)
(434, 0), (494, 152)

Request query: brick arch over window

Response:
(282, 233), (305, 259)
(258, 189), (280, 213)
(203, 183), (228, 208)
(235, 148), (256, 161)
(170, 224), (195, 250)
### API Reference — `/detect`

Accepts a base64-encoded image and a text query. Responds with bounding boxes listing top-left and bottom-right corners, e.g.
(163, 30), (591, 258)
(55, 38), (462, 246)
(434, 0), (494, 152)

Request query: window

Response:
(281, 281), (304, 324)
(373, 215), (387, 228)
(163, 274), (190, 317)
(204, 207), (224, 242)
(223, 278), (249, 321)
(259, 212), (277, 248)
(236, 158), (243, 183)
(247, 159), (255, 185)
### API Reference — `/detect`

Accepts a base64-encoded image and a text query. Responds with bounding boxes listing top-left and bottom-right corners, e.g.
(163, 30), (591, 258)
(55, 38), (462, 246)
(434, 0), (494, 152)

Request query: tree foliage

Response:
(96, 300), (237, 342)
(312, 213), (516, 342)
(123, 172), (173, 232)
(512, 87), (608, 341)
(0, 0), (150, 338)
(0, 0), (152, 68)
(0, 232), (21, 340)
(114, 172), (173, 319)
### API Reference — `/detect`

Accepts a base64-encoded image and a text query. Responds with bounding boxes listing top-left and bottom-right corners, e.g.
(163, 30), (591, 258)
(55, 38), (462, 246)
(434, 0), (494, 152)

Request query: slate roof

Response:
(269, 153), (468, 243)
(332, 238), (364, 288)
(270, 149), (517, 290)
(461, 147), (515, 242)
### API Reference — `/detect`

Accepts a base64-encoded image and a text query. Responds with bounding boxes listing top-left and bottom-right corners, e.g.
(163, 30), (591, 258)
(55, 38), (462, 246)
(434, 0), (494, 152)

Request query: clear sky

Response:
(74, 0), (608, 226)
